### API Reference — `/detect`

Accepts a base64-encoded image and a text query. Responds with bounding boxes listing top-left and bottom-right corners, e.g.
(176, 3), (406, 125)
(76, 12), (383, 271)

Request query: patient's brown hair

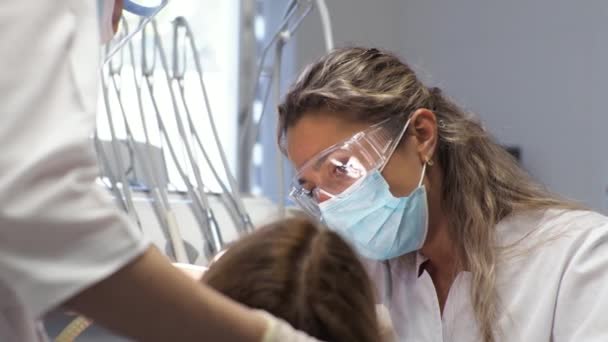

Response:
(202, 217), (381, 342)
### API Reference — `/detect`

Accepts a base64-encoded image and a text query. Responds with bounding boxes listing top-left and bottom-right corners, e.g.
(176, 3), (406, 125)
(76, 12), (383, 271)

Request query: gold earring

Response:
(427, 159), (434, 167)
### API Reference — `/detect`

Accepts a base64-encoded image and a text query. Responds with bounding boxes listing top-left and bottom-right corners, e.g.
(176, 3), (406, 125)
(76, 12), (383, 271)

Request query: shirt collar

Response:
(415, 252), (429, 277)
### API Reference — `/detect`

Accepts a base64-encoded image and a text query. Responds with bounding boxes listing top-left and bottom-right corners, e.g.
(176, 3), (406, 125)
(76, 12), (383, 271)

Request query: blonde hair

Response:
(277, 47), (578, 341)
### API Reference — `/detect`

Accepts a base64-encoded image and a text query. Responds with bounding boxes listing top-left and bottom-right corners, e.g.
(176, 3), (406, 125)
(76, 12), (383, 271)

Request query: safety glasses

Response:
(289, 115), (411, 218)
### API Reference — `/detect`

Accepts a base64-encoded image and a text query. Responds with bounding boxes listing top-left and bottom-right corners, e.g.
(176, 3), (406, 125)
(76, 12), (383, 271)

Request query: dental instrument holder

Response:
(171, 17), (254, 235)
(238, 0), (334, 201)
(109, 19), (193, 263)
(240, 1), (313, 219)
(101, 29), (143, 230)
(154, 20), (225, 253)
(170, 26), (240, 242)
(141, 20), (220, 258)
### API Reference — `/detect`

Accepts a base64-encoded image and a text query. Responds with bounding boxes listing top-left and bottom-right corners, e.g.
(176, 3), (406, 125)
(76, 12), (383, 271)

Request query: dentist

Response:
(0, 1), (322, 341)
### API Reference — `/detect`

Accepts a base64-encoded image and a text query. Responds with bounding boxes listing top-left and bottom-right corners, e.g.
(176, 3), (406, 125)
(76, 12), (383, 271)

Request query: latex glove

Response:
(256, 310), (326, 342)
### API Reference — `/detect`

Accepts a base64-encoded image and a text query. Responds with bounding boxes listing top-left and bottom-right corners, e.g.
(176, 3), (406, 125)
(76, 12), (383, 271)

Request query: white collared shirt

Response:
(368, 209), (608, 341)
(0, 1), (148, 340)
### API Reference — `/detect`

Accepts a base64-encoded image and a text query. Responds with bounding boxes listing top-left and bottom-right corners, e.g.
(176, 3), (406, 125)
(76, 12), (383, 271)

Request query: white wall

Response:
(293, 0), (608, 212)
(293, 0), (405, 71)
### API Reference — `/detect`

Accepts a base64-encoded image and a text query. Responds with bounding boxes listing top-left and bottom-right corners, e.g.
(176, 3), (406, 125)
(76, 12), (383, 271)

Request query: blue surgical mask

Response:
(123, 0), (164, 17)
(319, 164), (429, 261)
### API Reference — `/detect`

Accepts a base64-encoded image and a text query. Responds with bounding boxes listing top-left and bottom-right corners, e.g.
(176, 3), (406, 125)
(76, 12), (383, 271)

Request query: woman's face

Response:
(285, 110), (435, 201)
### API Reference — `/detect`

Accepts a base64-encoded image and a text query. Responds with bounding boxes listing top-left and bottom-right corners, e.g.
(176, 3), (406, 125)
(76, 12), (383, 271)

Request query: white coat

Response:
(0, 1), (148, 340)
(368, 209), (608, 341)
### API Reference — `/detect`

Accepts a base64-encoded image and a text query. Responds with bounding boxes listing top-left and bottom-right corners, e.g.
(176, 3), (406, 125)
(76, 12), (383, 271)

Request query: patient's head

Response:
(202, 217), (381, 342)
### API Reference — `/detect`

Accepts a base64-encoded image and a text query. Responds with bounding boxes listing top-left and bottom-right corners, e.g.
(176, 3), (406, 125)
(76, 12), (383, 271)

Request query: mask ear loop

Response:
(418, 160), (429, 188)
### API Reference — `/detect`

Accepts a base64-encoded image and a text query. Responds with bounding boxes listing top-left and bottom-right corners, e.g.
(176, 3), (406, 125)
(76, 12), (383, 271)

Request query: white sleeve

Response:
(552, 223), (608, 341)
(0, 0), (149, 318)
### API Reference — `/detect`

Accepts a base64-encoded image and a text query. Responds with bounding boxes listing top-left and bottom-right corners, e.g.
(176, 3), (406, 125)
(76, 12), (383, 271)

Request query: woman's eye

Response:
(334, 164), (348, 174)
(331, 163), (352, 178)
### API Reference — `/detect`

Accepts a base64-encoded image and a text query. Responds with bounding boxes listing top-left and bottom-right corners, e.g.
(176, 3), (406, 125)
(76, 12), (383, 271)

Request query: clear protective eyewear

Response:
(289, 116), (411, 218)
(103, 0), (169, 65)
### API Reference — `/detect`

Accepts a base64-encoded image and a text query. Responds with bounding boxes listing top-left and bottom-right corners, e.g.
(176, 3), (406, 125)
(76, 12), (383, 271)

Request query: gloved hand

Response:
(256, 310), (326, 342)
